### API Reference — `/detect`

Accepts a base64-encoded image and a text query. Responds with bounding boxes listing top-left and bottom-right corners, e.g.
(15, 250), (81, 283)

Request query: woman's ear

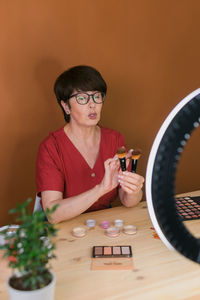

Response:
(61, 100), (70, 114)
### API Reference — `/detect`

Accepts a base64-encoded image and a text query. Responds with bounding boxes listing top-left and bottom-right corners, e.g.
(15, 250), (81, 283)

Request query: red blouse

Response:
(36, 126), (125, 212)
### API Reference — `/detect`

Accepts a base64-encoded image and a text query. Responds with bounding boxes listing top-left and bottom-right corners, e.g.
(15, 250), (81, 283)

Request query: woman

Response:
(36, 65), (144, 223)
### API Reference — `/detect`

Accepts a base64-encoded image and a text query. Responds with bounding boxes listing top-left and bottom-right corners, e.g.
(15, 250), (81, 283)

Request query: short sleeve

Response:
(36, 141), (64, 196)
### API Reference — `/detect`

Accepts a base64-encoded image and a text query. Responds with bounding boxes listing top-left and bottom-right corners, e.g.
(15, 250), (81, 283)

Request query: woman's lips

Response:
(88, 113), (97, 119)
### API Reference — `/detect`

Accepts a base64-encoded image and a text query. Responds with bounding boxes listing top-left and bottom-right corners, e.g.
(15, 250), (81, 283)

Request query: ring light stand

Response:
(145, 88), (200, 263)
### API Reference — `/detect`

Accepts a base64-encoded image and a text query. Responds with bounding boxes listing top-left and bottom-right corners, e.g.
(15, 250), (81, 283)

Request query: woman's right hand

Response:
(99, 155), (120, 195)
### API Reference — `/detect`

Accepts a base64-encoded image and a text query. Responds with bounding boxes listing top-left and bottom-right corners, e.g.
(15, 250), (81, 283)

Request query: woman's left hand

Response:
(118, 171), (144, 195)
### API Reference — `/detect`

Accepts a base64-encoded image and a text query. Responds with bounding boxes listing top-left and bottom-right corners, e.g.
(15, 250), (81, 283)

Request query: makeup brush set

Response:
(117, 147), (142, 172)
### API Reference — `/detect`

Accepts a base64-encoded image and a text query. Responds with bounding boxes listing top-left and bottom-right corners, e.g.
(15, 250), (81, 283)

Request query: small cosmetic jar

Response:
(105, 227), (120, 238)
(0, 225), (19, 245)
(86, 219), (96, 228)
(100, 221), (110, 229)
(114, 219), (124, 228)
(72, 227), (87, 238)
(123, 225), (137, 235)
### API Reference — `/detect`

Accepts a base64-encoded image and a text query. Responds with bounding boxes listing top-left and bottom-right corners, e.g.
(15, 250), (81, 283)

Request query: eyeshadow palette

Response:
(91, 245), (133, 270)
(93, 245), (132, 258)
(175, 196), (200, 221)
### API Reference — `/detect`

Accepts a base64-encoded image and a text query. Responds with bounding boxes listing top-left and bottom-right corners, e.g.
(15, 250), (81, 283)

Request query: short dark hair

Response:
(54, 65), (107, 122)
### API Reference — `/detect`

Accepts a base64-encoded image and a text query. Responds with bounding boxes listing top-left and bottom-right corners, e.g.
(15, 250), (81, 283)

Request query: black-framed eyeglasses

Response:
(69, 92), (105, 105)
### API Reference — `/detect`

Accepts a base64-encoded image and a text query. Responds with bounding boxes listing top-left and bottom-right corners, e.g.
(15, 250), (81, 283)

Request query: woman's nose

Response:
(88, 96), (96, 107)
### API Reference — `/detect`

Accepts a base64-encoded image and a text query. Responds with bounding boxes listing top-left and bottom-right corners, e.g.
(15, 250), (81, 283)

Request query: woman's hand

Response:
(99, 155), (120, 195)
(118, 171), (144, 195)
(118, 170), (145, 207)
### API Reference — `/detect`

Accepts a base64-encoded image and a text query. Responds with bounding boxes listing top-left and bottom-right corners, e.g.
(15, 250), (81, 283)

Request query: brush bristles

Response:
(131, 149), (142, 160)
(117, 146), (126, 158)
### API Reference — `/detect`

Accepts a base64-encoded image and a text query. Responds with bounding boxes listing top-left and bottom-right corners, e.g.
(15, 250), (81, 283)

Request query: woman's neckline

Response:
(62, 125), (102, 170)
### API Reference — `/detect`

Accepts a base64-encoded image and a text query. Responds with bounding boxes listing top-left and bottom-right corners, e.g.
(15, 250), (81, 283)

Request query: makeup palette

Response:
(93, 245), (132, 258)
(175, 196), (200, 221)
(91, 245), (134, 270)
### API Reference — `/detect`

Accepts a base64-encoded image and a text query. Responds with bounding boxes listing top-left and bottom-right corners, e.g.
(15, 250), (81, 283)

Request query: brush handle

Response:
(119, 157), (126, 171)
(131, 159), (137, 173)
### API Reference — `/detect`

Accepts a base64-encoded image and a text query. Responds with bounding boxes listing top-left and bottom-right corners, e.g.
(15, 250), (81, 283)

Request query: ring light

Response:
(145, 88), (200, 263)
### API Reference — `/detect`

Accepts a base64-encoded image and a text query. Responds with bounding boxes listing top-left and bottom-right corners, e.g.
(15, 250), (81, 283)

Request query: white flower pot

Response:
(7, 272), (56, 300)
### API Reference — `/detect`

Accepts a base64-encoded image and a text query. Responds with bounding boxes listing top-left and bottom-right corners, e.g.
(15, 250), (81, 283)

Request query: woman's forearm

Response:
(42, 156), (120, 223)
(42, 184), (105, 224)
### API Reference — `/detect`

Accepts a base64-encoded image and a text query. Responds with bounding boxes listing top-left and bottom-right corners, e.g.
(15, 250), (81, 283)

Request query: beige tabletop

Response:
(1, 190), (200, 300)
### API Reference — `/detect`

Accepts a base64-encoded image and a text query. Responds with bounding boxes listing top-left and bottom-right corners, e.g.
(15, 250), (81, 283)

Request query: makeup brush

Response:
(131, 149), (142, 173)
(117, 146), (127, 171)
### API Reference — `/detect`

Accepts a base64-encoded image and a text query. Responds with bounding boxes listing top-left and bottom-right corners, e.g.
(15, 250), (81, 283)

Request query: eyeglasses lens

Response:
(93, 92), (103, 103)
(76, 92), (104, 105)
(76, 94), (88, 104)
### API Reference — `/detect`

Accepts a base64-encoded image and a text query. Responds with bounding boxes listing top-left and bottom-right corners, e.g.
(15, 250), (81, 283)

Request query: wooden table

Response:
(1, 191), (200, 300)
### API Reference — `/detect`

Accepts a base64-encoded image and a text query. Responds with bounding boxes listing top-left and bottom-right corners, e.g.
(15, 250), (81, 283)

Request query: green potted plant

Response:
(0, 198), (58, 300)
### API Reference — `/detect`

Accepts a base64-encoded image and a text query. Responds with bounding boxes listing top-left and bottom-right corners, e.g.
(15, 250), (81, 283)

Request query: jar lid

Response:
(86, 219), (96, 228)
(114, 219), (124, 228)
(72, 227), (87, 238)
(105, 227), (120, 238)
(100, 221), (110, 229)
(123, 225), (137, 235)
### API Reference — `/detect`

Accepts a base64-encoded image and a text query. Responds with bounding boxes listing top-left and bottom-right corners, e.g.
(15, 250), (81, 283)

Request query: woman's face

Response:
(62, 90), (104, 127)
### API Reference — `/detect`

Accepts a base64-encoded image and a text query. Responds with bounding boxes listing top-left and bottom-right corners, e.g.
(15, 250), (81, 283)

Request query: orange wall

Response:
(1, 0), (200, 225)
